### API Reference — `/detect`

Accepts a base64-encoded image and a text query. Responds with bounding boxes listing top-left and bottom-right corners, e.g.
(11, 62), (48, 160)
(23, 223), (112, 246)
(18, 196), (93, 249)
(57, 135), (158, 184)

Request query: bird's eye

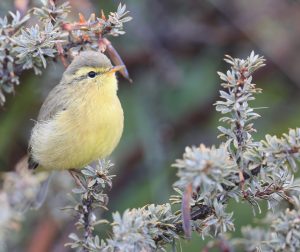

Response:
(88, 71), (96, 78)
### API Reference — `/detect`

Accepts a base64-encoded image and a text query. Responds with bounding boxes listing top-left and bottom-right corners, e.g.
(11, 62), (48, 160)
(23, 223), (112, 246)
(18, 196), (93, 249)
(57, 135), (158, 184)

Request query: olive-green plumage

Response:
(28, 51), (124, 171)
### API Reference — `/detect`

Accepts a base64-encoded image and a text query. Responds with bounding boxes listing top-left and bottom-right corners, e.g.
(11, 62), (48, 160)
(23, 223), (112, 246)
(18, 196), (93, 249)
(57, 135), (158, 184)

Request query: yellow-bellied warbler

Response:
(27, 50), (125, 207)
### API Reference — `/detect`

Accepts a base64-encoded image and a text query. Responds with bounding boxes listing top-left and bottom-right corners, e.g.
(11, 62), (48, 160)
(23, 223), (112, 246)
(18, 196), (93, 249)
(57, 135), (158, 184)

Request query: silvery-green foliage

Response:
(32, 0), (70, 24)
(67, 163), (181, 252)
(0, 168), (47, 249)
(106, 204), (178, 252)
(0, 11), (30, 104)
(9, 0), (70, 75)
(66, 160), (113, 251)
(270, 208), (300, 252)
(193, 200), (235, 239)
(173, 144), (237, 192)
(234, 226), (273, 252)
(81, 159), (115, 190)
(171, 51), (300, 248)
(0, 1), (67, 104)
(249, 170), (299, 212)
(66, 233), (104, 251)
(12, 22), (65, 74)
(235, 207), (300, 252)
(0, 0), (132, 105)
(215, 51), (265, 169)
(170, 52), (268, 239)
(67, 161), (181, 251)
(3, 169), (47, 211)
(0, 11), (29, 32)
(243, 128), (300, 213)
(255, 128), (300, 173)
(172, 144), (238, 238)
(105, 3), (133, 36)
(211, 52), (300, 251)
(107, 209), (156, 252)
(145, 203), (179, 244)
(212, 51), (300, 214)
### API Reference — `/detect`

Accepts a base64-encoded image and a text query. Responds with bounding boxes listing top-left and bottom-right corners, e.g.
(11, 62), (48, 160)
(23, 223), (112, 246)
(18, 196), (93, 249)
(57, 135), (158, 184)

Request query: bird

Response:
(27, 50), (124, 206)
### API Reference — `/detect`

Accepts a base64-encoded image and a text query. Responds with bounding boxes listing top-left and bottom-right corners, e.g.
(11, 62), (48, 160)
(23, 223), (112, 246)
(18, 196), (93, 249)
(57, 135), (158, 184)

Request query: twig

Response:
(82, 196), (93, 252)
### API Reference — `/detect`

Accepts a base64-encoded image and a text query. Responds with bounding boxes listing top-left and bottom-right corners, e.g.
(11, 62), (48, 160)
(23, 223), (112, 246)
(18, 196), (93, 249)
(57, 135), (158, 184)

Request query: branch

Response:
(65, 160), (113, 251)
(172, 52), (300, 241)
(0, 1), (132, 105)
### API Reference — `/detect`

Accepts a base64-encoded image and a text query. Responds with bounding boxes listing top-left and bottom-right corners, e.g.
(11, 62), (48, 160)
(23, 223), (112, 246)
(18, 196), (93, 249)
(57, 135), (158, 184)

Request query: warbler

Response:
(28, 50), (124, 172)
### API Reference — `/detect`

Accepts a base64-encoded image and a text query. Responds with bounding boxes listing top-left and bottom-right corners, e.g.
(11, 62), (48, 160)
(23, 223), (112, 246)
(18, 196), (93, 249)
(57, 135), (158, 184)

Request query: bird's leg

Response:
(69, 169), (85, 189)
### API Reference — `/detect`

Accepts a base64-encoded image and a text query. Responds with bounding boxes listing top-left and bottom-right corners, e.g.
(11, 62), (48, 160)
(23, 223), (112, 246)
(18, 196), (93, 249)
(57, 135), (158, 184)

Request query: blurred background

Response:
(1, 0), (300, 251)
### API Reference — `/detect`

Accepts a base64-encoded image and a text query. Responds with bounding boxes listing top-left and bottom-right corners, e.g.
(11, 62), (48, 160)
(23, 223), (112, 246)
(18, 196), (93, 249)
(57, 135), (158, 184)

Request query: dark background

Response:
(1, 0), (300, 251)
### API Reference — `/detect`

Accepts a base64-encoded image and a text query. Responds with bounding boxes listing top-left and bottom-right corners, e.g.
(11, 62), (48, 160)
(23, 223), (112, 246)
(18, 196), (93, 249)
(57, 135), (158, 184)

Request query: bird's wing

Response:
(37, 84), (69, 121)
(28, 84), (69, 169)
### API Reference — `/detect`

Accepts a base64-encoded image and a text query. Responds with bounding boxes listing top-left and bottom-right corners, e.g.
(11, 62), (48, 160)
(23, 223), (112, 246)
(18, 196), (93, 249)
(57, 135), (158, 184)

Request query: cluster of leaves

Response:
(0, 11), (29, 103)
(106, 204), (179, 251)
(66, 160), (182, 252)
(235, 204), (300, 252)
(171, 144), (237, 238)
(0, 0), (132, 104)
(170, 51), (300, 250)
(66, 160), (114, 251)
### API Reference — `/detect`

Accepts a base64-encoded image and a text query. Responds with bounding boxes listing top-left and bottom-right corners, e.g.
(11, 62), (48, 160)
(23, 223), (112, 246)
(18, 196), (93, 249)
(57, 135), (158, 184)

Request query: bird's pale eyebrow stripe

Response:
(69, 70), (104, 84)
(76, 67), (108, 76)
(67, 67), (110, 84)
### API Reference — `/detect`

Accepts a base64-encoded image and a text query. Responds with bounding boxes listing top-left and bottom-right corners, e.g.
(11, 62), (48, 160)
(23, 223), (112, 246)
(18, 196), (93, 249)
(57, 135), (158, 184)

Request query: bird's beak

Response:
(107, 65), (125, 74)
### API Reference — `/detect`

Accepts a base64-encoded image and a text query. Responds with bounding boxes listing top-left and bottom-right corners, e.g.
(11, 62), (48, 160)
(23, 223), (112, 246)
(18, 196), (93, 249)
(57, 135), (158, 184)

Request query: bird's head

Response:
(62, 51), (124, 92)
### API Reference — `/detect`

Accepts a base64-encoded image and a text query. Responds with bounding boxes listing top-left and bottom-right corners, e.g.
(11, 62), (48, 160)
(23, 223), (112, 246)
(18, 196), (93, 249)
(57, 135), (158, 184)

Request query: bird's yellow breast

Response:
(31, 76), (123, 170)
